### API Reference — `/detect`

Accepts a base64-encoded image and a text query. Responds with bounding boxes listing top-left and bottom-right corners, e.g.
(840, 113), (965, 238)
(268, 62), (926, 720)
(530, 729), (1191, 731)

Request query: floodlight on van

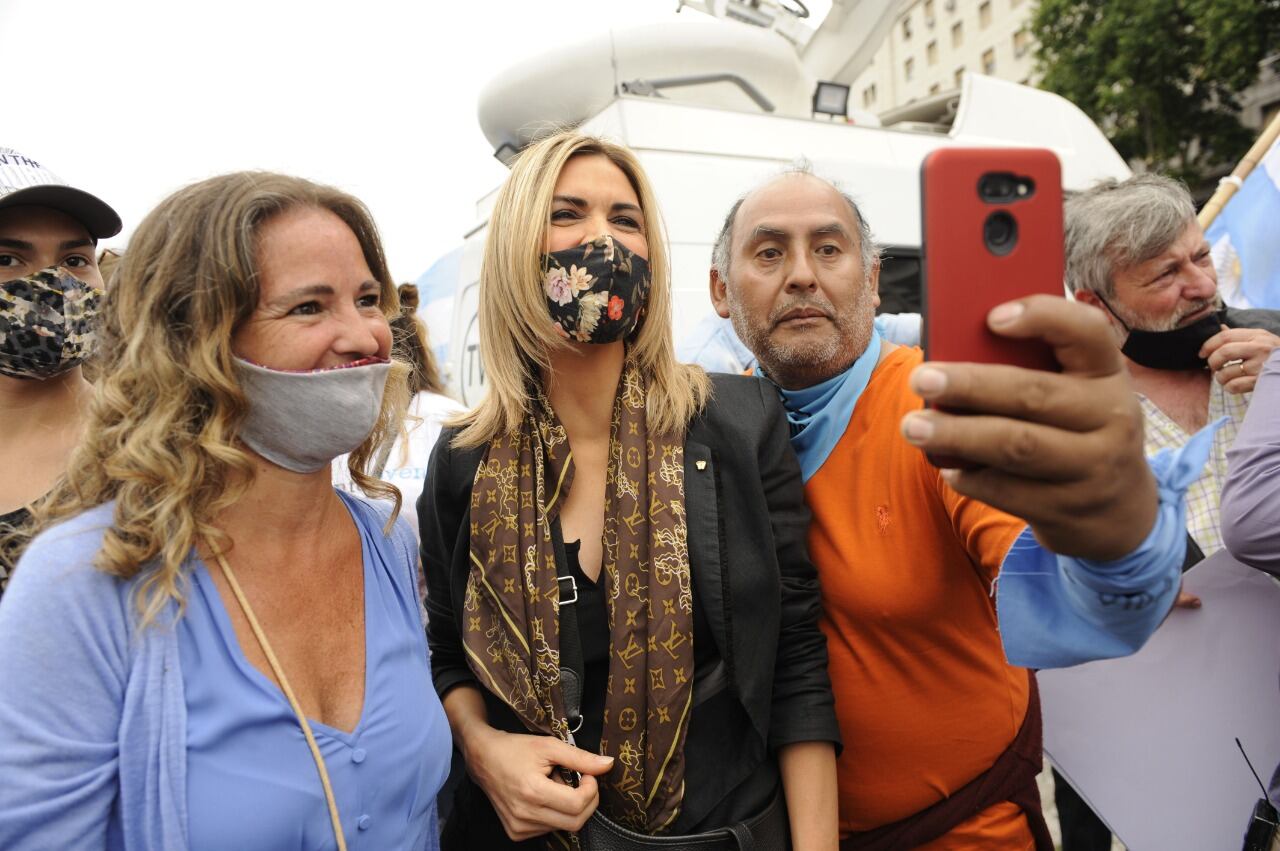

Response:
(493, 143), (521, 167)
(812, 81), (850, 119)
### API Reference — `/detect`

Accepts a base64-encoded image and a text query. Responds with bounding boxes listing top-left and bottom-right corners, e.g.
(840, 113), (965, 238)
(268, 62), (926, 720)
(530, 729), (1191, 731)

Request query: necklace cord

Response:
(206, 540), (349, 851)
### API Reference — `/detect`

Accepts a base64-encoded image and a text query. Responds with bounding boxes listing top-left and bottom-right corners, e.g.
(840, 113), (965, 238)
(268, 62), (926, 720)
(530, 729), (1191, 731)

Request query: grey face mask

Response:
(234, 356), (391, 474)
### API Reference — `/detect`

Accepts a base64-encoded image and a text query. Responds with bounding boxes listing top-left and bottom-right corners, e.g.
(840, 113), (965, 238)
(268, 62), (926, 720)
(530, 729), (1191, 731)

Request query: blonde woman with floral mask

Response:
(421, 132), (840, 851)
(0, 173), (451, 851)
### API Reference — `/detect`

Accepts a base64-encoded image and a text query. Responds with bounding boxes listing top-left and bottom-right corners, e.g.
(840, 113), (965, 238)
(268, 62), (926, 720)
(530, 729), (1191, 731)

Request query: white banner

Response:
(1040, 551), (1280, 851)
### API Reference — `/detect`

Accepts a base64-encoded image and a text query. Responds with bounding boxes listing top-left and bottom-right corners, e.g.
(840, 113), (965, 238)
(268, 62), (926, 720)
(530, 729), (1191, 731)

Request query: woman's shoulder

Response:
(14, 502), (124, 588)
(2, 502), (139, 636)
(0, 503), (158, 753)
(429, 426), (487, 486)
(336, 491), (416, 547)
(685, 373), (784, 455)
(706, 371), (772, 402)
(697, 373), (778, 425)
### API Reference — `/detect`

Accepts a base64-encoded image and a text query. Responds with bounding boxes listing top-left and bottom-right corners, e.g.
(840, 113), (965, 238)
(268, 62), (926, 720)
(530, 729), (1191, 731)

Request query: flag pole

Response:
(1199, 110), (1280, 230)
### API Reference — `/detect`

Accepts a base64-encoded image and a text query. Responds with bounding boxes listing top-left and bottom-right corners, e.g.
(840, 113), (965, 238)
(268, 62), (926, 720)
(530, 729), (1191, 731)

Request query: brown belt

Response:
(840, 672), (1053, 851)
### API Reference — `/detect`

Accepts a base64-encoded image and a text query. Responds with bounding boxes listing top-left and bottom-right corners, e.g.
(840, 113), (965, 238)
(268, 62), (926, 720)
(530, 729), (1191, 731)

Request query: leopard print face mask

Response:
(0, 268), (103, 380)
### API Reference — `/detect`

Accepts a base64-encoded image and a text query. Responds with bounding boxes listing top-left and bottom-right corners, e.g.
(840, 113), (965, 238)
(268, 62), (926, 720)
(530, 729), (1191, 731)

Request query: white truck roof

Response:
(419, 18), (1130, 404)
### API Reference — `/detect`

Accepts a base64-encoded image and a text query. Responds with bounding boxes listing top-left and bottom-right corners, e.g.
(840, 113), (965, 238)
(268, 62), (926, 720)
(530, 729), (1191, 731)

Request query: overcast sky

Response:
(2, 0), (710, 280)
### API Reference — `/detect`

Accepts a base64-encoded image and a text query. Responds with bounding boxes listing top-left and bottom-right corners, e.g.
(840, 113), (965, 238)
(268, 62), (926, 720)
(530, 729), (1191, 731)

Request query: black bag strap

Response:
(559, 576), (585, 736)
(552, 522), (585, 737)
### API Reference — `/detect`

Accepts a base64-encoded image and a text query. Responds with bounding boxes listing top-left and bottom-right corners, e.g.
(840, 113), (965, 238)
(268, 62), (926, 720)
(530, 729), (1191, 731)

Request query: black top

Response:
(0, 506), (31, 598)
(422, 374), (840, 848)
(441, 536), (775, 849)
(563, 538), (723, 757)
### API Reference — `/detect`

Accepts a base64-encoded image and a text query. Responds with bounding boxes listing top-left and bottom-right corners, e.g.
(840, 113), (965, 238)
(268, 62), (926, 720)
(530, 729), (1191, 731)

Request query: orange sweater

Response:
(805, 347), (1034, 848)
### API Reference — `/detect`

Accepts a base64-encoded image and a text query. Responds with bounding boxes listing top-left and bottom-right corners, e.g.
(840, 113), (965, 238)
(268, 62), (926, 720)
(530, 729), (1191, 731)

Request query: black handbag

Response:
(557, 573), (789, 851)
(579, 790), (787, 851)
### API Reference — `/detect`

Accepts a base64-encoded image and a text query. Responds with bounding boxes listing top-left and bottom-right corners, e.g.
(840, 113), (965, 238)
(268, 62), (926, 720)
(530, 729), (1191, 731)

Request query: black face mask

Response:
(1098, 296), (1225, 370)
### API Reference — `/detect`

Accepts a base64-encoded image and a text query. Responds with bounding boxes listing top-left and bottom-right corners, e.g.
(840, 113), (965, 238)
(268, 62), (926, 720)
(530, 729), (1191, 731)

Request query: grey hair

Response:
(711, 160), (881, 279)
(1063, 173), (1197, 298)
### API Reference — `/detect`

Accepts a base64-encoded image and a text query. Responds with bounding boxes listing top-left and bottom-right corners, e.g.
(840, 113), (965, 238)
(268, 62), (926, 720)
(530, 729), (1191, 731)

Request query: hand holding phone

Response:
(899, 295), (1158, 560)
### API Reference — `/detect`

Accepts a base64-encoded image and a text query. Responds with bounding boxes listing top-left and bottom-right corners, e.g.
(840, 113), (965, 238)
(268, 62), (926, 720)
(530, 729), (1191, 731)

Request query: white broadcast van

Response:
(415, 1), (1131, 404)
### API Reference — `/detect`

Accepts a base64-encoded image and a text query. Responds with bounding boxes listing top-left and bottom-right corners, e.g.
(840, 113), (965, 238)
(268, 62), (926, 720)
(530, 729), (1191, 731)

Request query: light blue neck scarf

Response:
(758, 330), (882, 482)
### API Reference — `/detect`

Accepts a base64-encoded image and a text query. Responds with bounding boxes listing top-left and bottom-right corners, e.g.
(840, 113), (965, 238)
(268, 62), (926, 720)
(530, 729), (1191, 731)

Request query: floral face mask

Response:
(541, 235), (650, 344)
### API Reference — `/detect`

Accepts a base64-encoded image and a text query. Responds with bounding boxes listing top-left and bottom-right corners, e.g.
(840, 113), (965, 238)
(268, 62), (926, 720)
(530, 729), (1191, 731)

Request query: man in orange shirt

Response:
(707, 168), (1211, 849)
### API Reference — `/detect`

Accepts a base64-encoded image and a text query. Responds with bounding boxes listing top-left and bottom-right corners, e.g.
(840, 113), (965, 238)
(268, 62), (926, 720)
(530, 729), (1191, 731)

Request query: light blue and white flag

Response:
(1208, 136), (1280, 308)
(413, 245), (463, 369)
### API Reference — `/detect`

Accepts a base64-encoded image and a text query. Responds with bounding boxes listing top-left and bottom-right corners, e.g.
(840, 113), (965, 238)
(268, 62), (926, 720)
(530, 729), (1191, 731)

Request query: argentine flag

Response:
(1209, 136), (1280, 308)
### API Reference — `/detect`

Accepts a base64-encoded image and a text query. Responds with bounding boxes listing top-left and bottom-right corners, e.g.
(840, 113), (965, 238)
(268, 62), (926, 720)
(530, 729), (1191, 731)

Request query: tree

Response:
(1032, 0), (1280, 184)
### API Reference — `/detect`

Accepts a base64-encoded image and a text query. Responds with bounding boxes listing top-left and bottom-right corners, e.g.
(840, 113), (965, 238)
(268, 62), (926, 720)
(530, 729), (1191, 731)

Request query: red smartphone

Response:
(920, 147), (1065, 466)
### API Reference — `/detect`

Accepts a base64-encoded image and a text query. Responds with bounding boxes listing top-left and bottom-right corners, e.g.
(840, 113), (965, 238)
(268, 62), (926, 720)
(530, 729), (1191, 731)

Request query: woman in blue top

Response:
(0, 172), (451, 850)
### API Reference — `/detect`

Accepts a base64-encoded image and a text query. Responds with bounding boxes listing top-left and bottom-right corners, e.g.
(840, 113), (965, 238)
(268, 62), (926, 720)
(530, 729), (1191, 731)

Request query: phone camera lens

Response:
(979, 172), (1019, 203)
(983, 211), (1018, 256)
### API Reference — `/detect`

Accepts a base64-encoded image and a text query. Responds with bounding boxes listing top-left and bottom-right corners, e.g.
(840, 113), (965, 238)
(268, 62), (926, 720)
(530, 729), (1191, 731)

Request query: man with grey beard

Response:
(1058, 173), (1280, 850)
(708, 167), (1211, 849)
(1067, 173), (1280, 566)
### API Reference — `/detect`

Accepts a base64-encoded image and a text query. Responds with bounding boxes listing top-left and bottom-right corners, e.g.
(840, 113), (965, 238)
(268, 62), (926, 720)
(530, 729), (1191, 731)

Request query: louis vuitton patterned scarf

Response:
(463, 358), (695, 838)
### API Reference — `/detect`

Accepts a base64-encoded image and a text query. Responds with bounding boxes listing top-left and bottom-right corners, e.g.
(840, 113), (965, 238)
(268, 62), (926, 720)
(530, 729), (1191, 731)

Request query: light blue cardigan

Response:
(0, 497), (422, 851)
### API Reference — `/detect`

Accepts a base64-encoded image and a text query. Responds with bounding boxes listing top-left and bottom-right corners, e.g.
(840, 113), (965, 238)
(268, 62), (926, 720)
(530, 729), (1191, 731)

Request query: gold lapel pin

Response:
(695, 460), (707, 471)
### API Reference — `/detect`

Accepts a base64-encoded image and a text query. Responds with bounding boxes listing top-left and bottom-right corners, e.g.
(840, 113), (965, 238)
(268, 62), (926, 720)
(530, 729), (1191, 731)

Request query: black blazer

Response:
(419, 373), (840, 833)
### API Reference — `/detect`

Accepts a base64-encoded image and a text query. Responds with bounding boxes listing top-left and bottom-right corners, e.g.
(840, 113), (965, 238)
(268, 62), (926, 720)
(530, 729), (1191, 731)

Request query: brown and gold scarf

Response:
(463, 358), (695, 837)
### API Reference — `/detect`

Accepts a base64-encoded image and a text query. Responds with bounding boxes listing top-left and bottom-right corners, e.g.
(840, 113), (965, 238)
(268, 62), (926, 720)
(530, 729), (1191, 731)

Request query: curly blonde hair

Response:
(452, 131), (710, 447)
(21, 172), (409, 625)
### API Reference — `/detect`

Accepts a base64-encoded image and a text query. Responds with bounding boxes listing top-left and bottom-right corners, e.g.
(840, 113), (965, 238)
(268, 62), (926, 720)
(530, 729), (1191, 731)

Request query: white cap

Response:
(0, 147), (121, 239)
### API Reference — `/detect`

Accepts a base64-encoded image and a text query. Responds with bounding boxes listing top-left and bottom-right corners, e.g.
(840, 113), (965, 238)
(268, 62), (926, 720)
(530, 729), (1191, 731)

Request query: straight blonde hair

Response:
(452, 131), (710, 447)
(19, 172), (410, 625)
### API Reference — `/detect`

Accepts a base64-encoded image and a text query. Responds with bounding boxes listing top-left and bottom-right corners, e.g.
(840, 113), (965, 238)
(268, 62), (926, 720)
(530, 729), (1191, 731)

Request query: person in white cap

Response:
(0, 147), (121, 594)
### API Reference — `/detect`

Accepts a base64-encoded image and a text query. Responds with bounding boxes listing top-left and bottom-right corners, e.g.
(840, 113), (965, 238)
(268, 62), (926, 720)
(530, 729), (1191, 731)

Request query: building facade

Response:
(850, 0), (1036, 114)
(1240, 54), (1280, 132)
(850, 0), (1279, 136)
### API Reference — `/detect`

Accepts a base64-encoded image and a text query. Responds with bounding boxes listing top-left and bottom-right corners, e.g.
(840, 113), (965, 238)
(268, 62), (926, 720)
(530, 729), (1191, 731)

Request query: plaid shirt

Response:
(1138, 381), (1249, 557)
